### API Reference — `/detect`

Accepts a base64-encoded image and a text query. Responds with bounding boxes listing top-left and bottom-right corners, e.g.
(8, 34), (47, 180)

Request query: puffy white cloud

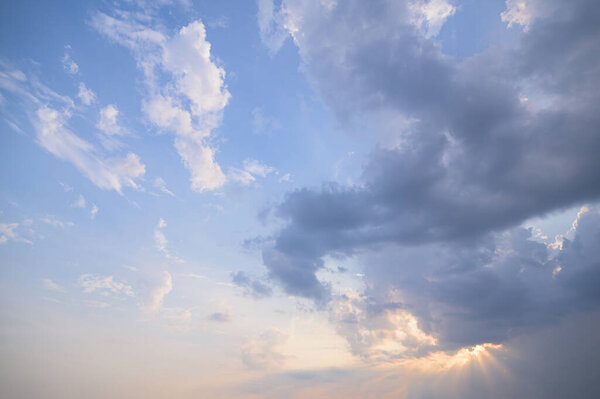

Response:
(92, 12), (230, 192)
(501, 0), (541, 31)
(409, 0), (456, 37)
(96, 104), (124, 136)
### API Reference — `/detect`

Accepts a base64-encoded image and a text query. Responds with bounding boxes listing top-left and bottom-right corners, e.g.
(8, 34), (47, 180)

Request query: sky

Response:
(0, 0), (599, 397)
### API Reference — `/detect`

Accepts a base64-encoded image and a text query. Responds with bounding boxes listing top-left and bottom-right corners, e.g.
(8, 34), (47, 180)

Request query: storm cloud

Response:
(259, 0), (600, 353)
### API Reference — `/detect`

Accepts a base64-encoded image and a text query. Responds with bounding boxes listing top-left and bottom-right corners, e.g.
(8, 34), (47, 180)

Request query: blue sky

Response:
(1, 1), (599, 398)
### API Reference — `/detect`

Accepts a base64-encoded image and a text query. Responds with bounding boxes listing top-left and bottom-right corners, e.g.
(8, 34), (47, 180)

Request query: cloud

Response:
(278, 173), (291, 183)
(90, 204), (99, 219)
(73, 194), (86, 208)
(77, 82), (96, 105)
(241, 328), (288, 369)
(41, 278), (64, 292)
(231, 271), (273, 299)
(208, 311), (232, 323)
(91, 11), (230, 192)
(62, 52), (79, 74)
(78, 274), (135, 297)
(253, 0), (600, 357)
(96, 104), (124, 136)
(35, 106), (145, 192)
(153, 177), (175, 197)
(140, 271), (172, 312)
(229, 159), (277, 186)
(0, 222), (33, 245)
(0, 69), (147, 194)
(154, 218), (182, 262)
(41, 215), (74, 229)
(409, 0), (456, 37)
(256, 0), (291, 54)
(252, 107), (281, 134)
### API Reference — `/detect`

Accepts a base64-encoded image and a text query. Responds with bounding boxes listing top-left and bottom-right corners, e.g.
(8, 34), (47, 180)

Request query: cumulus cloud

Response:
(254, 0), (600, 361)
(91, 11), (230, 192)
(409, 0), (456, 37)
(97, 104), (124, 136)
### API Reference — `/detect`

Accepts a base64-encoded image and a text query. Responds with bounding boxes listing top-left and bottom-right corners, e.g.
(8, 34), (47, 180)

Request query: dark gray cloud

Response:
(231, 270), (273, 299)
(258, 0), (600, 356)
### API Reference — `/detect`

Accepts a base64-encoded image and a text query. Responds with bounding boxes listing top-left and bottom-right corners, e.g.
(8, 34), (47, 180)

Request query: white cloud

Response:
(229, 167), (256, 186)
(140, 271), (172, 312)
(229, 159), (277, 186)
(154, 218), (182, 262)
(257, 0), (291, 54)
(501, 0), (537, 31)
(78, 274), (135, 297)
(62, 53), (79, 74)
(35, 106), (145, 193)
(73, 194), (86, 208)
(40, 215), (74, 229)
(252, 107), (281, 134)
(153, 177), (175, 197)
(92, 12), (230, 192)
(90, 204), (99, 219)
(0, 222), (33, 245)
(241, 328), (289, 369)
(243, 159), (276, 178)
(409, 0), (456, 37)
(77, 82), (96, 105)
(278, 172), (291, 182)
(42, 278), (64, 292)
(58, 181), (73, 192)
(96, 104), (124, 136)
